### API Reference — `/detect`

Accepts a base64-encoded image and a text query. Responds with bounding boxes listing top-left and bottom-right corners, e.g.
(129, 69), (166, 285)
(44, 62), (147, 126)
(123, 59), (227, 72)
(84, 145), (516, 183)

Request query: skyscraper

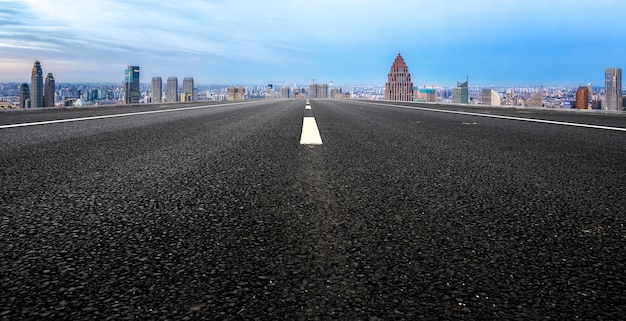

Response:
(43, 73), (55, 107)
(318, 83), (329, 99)
(280, 86), (291, 99)
(576, 87), (589, 109)
(308, 83), (318, 99)
(183, 77), (194, 102)
(604, 68), (622, 111)
(453, 79), (469, 104)
(124, 66), (140, 104)
(151, 77), (162, 104)
(385, 53), (414, 101)
(30, 61), (43, 108)
(19, 83), (30, 108)
(167, 77), (178, 103)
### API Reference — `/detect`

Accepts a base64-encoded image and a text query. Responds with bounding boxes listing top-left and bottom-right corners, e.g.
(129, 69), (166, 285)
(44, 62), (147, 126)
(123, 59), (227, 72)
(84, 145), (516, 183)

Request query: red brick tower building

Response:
(385, 53), (414, 101)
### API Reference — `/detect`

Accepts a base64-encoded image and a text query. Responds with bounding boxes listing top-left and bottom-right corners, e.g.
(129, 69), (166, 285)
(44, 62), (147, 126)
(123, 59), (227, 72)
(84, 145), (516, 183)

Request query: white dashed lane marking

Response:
(300, 117), (323, 145)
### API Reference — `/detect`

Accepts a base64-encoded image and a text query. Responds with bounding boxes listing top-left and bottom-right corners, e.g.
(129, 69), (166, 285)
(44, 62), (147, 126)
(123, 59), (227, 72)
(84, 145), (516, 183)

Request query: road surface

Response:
(1, 100), (625, 320)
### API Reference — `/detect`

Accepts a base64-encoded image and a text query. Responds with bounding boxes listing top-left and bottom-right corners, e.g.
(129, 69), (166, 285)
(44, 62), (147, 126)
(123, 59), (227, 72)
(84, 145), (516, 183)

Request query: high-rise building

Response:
(307, 83), (330, 99)
(481, 89), (501, 106)
(308, 83), (318, 99)
(19, 83), (30, 108)
(228, 87), (245, 101)
(30, 61), (43, 108)
(151, 77), (162, 104)
(385, 53), (414, 101)
(576, 87), (589, 109)
(280, 86), (291, 99)
(124, 66), (140, 104)
(453, 80), (469, 104)
(318, 83), (329, 98)
(183, 77), (194, 102)
(43, 73), (55, 107)
(167, 77), (178, 103)
(604, 68), (622, 111)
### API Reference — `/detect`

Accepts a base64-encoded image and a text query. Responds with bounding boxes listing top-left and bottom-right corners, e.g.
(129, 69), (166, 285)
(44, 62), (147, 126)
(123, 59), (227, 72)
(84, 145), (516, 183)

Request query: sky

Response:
(1, 0), (625, 87)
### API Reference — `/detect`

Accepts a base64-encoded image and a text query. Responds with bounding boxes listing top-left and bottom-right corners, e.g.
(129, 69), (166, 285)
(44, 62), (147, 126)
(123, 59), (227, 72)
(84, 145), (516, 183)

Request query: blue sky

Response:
(1, 0), (625, 86)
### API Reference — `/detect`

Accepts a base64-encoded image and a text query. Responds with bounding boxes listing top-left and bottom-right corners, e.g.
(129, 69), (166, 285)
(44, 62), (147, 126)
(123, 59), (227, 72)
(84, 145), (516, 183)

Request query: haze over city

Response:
(1, 0), (625, 86)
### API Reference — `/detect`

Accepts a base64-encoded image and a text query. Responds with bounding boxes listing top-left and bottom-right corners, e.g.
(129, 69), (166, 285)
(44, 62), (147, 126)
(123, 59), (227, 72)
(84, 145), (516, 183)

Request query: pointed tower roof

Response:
(392, 53), (407, 69)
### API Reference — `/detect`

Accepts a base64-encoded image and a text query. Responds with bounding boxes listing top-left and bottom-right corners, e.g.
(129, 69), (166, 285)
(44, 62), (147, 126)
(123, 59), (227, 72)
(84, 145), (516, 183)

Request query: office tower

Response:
(30, 61), (43, 108)
(167, 77), (178, 102)
(280, 86), (291, 99)
(453, 80), (469, 104)
(19, 83), (30, 108)
(43, 73), (55, 107)
(576, 87), (589, 109)
(124, 66), (140, 104)
(587, 83), (593, 105)
(605, 68), (622, 111)
(228, 87), (245, 101)
(183, 77), (194, 102)
(481, 89), (501, 106)
(151, 77), (162, 104)
(385, 53), (414, 101)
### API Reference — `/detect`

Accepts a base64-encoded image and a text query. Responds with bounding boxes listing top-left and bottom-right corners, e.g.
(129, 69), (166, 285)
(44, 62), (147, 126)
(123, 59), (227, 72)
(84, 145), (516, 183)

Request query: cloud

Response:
(1, 0), (626, 84)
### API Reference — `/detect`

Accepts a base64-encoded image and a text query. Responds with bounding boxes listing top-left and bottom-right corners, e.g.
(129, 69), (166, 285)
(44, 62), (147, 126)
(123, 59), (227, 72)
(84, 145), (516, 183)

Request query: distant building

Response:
(167, 77), (178, 103)
(384, 53), (414, 101)
(266, 84), (274, 99)
(452, 80), (468, 104)
(308, 83), (317, 99)
(604, 68), (622, 111)
(31, 61), (43, 108)
(280, 86), (291, 99)
(416, 88), (436, 102)
(526, 91), (543, 107)
(151, 77), (162, 104)
(124, 66), (140, 104)
(19, 83), (30, 108)
(575, 87), (589, 109)
(43, 73), (55, 107)
(227, 87), (245, 101)
(330, 88), (346, 99)
(306, 83), (329, 99)
(481, 89), (501, 106)
(183, 77), (195, 102)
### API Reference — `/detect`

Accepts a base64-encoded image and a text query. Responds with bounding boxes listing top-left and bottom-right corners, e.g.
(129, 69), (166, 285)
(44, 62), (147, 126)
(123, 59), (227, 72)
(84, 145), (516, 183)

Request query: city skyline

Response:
(1, 0), (626, 86)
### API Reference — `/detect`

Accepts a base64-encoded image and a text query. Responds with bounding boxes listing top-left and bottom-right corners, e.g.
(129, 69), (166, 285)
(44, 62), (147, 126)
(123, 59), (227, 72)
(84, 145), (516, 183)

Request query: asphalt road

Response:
(1, 100), (625, 320)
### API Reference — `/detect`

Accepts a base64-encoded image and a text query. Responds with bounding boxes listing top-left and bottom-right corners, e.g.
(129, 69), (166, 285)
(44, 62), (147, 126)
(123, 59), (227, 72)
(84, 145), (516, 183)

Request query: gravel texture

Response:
(1, 99), (625, 320)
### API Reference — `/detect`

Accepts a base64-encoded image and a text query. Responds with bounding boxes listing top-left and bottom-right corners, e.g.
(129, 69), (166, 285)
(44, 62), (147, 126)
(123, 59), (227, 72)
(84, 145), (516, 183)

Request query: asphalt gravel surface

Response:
(1, 99), (625, 320)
